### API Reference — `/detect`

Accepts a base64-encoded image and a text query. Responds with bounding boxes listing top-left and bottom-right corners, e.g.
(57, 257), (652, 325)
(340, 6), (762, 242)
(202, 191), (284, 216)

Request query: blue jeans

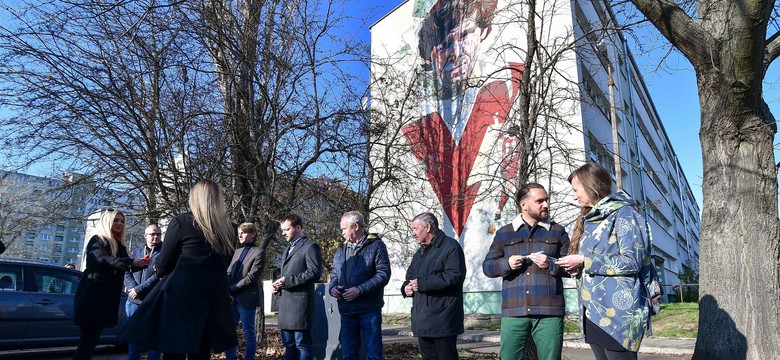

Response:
(125, 301), (161, 360)
(340, 310), (384, 360)
(280, 329), (312, 360)
(225, 300), (257, 360)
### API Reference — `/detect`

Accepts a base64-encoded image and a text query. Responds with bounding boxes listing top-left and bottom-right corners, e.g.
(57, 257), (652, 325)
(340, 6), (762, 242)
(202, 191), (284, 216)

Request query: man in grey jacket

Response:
(273, 214), (322, 360)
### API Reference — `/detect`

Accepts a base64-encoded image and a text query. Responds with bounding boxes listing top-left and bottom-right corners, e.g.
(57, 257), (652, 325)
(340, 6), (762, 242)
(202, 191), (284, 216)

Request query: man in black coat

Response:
(402, 212), (466, 360)
(273, 214), (322, 360)
(123, 224), (163, 360)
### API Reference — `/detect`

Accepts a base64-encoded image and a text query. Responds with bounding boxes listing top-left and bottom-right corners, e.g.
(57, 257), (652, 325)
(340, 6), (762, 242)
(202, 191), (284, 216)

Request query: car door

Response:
(27, 265), (81, 343)
(0, 264), (32, 349)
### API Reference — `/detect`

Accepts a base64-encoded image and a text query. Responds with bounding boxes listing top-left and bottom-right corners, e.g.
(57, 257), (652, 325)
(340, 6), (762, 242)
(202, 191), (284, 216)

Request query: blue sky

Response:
(361, 1), (780, 210)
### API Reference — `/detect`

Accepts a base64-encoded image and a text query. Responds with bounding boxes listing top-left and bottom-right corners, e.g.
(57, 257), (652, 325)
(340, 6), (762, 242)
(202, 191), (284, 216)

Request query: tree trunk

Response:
(255, 290), (265, 345)
(694, 70), (780, 359)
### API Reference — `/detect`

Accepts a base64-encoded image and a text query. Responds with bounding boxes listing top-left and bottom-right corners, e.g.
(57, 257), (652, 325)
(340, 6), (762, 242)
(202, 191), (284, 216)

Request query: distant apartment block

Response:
(0, 170), (145, 267)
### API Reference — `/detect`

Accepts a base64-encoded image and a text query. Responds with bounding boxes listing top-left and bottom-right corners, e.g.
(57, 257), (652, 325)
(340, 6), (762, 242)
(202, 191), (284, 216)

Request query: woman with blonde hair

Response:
(555, 163), (653, 360)
(120, 179), (238, 360)
(74, 209), (149, 360)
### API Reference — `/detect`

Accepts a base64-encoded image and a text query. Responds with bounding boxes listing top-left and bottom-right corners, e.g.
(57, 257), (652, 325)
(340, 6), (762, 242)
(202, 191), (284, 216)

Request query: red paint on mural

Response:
(403, 64), (523, 237)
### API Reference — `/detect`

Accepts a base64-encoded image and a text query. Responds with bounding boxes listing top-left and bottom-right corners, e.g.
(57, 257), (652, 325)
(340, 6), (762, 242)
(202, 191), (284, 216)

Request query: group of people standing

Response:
(70, 161), (655, 360)
(484, 162), (656, 360)
(273, 209), (466, 360)
(73, 179), (241, 360)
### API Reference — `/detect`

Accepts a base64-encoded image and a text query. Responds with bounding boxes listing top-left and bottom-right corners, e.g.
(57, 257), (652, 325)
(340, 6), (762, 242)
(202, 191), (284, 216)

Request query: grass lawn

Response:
(649, 302), (699, 338)
(383, 301), (699, 338)
(379, 302), (699, 340)
(560, 302), (699, 338)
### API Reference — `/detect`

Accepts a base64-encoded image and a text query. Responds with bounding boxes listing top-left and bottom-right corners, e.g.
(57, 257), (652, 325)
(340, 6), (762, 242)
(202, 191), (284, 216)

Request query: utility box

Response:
(313, 283), (351, 360)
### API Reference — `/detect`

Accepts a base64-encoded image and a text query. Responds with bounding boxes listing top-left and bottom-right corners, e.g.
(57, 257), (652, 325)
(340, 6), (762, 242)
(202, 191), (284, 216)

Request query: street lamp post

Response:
(598, 41), (623, 191)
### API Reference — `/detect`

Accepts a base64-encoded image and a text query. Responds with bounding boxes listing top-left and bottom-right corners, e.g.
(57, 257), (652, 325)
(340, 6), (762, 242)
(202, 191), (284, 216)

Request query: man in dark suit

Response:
(273, 214), (322, 360)
(225, 223), (265, 360)
(124, 224), (162, 360)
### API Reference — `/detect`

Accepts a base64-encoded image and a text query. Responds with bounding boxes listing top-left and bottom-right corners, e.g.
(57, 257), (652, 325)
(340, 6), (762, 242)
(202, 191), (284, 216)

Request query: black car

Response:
(0, 257), (126, 350)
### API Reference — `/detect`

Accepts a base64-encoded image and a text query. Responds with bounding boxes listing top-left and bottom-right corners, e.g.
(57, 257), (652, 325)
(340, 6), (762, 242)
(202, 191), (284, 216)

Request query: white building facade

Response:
(368, 0), (700, 314)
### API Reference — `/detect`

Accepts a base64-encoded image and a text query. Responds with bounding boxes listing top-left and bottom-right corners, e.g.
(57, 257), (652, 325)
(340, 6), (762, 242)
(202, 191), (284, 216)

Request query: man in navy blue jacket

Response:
(329, 211), (390, 360)
(482, 183), (570, 360)
(123, 224), (162, 360)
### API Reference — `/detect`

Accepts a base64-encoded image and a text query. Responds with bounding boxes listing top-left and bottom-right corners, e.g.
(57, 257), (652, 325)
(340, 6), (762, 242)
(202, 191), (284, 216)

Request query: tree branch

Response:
(765, 31), (780, 72)
(627, 0), (717, 69)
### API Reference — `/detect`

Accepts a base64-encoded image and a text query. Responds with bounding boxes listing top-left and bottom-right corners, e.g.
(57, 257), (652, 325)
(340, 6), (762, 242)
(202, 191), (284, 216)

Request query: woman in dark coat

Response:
(120, 179), (238, 360)
(73, 209), (149, 360)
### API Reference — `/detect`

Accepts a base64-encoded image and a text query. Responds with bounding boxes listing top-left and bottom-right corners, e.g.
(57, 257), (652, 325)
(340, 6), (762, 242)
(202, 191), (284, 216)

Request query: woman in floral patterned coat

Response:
(556, 162), (653, 360)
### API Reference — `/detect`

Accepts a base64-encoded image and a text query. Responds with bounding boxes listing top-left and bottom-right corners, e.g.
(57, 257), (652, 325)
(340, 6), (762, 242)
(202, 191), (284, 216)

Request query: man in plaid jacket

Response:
(482, 183), (570, 360)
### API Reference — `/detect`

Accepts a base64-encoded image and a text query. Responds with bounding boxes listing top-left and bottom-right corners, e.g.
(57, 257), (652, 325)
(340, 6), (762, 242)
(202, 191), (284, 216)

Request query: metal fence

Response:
(662, 283), (699, 303)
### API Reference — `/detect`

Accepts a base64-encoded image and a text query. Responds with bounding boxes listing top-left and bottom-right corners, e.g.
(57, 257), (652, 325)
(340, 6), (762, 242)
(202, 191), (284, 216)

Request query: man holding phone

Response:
(482, 183), (570, 360)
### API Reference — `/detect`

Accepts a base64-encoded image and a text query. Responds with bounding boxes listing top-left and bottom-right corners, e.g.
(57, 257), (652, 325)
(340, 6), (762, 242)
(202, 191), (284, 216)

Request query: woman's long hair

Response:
(94, 208), (127, 257)
(567, 162), (613, 254)
(189, 179), (236, 255)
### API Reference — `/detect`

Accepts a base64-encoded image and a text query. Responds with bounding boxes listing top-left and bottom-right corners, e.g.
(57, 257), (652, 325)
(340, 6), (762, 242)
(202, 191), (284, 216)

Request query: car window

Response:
(32, 267), (79, 295)
(0, 265), (23, 291)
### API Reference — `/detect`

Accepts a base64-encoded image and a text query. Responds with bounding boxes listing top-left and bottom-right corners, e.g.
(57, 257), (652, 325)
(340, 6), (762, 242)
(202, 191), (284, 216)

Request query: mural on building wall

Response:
(401, 0), (523, 237)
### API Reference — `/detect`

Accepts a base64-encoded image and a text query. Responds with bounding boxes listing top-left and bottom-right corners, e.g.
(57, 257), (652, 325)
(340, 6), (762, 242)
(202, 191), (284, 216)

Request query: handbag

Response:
(648, 264), (662, 315)
(644, 222), (662, 316)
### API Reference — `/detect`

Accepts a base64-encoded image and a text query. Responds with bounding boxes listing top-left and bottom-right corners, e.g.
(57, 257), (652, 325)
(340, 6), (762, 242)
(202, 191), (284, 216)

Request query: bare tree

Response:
(187, 0), (367, 234)
(487, 0), (584, 211)
(613, 0), (780, 358)
(0, 0), (213, 222)
(186, 0), (370, 343)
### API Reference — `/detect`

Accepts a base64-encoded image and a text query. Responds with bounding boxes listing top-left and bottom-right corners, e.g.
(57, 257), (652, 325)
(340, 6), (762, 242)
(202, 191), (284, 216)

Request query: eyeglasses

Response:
(145, 233), (162, 236)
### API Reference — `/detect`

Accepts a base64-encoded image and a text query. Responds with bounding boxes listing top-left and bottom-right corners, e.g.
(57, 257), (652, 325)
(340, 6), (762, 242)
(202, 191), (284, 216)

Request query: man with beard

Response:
(482, 183), (570, 360)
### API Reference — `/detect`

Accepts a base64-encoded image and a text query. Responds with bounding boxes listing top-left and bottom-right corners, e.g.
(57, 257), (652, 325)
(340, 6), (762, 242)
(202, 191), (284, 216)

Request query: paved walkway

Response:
(0, 326), (694, 360)
(382, 325), (695, 357)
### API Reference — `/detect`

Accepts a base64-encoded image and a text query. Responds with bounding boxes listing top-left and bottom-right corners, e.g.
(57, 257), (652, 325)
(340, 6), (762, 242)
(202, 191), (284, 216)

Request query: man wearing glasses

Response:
(123, 224), (163, 360)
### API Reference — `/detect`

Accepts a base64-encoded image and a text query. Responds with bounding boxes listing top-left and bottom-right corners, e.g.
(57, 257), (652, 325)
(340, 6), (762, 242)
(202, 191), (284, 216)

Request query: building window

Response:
(587, 133), (616, 178)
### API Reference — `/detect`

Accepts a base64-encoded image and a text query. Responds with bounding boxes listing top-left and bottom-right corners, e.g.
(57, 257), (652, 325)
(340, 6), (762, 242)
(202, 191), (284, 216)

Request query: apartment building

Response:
(368, 0), (700, 313)
(0, 170), (145, 267)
